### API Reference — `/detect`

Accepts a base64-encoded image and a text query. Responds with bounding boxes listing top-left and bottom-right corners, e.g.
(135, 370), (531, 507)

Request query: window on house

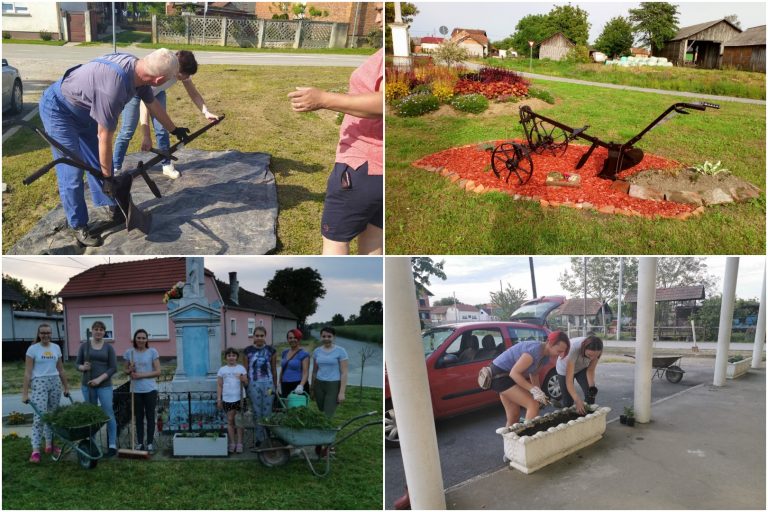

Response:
(230, 318), (237, 335)
(248, 318), (255, 336)
(2, 3), (29, 14)
(130, 312), (169, 340)
(418, 298), (426, 307)
(79, 315), (115, 342)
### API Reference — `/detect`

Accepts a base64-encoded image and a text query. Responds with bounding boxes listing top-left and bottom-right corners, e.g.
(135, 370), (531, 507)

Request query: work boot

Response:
(69, 226), (102, 247)
(162, 163), (180, 179)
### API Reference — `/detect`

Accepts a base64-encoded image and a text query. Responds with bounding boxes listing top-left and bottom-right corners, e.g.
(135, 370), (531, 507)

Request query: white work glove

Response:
(294, 384), (304, 394)
(530, 386), (548, 405)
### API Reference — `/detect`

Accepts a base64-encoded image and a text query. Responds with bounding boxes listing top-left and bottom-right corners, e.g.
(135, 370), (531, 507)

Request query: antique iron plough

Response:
(490, 102), (719, 184)
(21, 115), (225, 235)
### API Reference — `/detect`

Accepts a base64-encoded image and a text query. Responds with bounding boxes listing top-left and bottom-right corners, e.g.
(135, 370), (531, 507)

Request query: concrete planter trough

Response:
(172, 433), (228, 457)
(726, 357), (752, 379)
(496, 405), (611, 474)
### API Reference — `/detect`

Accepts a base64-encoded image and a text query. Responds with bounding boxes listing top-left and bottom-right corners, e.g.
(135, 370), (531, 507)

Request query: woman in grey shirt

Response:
(76, 320), (118, 457)
(555, 335), (603, 414)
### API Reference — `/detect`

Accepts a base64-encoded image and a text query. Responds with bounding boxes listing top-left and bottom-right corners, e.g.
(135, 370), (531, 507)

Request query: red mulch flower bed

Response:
(413, 141), (699, 218)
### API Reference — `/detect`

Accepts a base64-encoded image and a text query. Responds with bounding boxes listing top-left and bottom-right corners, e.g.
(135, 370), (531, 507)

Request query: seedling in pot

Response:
(622, 406), (635, 427)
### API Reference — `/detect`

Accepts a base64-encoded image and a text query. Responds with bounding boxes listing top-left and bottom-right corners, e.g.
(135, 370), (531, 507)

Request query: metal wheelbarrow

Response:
(625, 354), (685, 383)
(26, 395), (108, 469)
(255, 411), (379, 477)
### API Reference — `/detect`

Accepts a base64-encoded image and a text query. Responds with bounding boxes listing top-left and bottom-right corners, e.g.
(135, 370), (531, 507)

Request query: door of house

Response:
(67, 12), (86, 42)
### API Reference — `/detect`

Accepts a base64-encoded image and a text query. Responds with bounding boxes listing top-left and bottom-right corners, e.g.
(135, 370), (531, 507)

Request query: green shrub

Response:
(451, 93), (489, 114)
(265, 406), (335, 429)
(38, 29), (52, 41)
(394, 93), (440, 117)
(527, 87), (555, 104)
(2, 31), (11, 40)
(411, 83), (432, 95)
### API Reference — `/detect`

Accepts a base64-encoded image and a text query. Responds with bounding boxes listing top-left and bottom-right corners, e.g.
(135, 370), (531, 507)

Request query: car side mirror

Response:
(436, 353), (458, 368)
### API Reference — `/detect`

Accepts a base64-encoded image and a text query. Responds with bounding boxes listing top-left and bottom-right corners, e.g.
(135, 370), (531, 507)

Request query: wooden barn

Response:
(722, 25), (766, 72)
(539, 32), (575, 61)
(657, 19), (742, 69)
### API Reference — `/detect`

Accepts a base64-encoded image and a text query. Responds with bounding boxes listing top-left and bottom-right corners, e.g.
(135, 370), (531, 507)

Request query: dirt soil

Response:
(626, 168), (755, 194)
(515, 410), (585, 436)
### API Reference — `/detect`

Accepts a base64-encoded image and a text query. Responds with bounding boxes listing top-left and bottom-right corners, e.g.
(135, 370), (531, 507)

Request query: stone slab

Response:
(8, 149), (277, 255)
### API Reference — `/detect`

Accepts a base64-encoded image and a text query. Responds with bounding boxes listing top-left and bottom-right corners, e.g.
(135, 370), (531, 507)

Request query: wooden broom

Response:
(118, 351), (150, 459)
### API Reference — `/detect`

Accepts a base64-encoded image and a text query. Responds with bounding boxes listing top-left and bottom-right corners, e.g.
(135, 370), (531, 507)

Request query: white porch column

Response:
(385, 257), (445, 510)
(714, 257), (740, 386)
(634, 257), (657, 424)
(751, 262), (766, 368)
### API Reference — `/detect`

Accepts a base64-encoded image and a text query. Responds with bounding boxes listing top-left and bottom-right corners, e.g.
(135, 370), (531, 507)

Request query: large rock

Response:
(701, 187), (734, 206)
(8, 149), (277, 255)
(628, 184), (664, 201)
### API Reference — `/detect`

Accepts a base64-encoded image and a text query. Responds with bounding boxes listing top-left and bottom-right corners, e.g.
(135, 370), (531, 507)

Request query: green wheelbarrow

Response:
(255, 410), (379, 477)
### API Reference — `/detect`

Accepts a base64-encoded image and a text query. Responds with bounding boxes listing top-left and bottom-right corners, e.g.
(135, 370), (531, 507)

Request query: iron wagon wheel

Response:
(665, 365), (684, 383)
(530, 119), (569, 157)
(258, 438), (290, 467)
(491, 143), (533, 186)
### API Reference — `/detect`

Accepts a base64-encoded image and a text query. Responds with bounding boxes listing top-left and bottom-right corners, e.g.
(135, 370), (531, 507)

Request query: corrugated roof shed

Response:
(724, 25), (766, 46)
(555, 298), (605, 316)
(215, 279), (297, 319)
(58, 258), (213, 298)
(670, 19), (742, 41)
(623, 285), (706, 303)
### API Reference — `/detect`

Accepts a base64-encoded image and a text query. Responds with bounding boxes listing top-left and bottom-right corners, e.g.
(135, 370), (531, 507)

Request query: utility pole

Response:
(583, 257), (588, 337)
(529, 257), (537, 299)
(617, 258), (624, 341)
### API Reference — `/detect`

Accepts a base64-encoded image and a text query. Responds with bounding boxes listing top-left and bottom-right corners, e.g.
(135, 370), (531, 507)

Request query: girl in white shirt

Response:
(216, 347), (248, 454)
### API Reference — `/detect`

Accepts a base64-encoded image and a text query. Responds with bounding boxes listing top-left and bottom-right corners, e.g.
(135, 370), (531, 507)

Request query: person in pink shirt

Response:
(288, 46), (384, 255)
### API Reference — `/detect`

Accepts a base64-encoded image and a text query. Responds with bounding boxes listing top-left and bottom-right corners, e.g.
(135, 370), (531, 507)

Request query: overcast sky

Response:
(1, 256), (383, 324)
(408, 2), (767, 44)
(420, 256), (766, 306)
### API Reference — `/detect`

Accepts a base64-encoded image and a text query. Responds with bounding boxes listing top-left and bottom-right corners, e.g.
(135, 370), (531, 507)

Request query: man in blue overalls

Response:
(39, 48), (191, 247)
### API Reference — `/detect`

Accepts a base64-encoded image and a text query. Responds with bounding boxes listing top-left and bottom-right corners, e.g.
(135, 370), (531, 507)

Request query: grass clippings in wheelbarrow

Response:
(265, 406), (335, 429)
(42, 402), (108, 428)
(412, 141), (752, 220)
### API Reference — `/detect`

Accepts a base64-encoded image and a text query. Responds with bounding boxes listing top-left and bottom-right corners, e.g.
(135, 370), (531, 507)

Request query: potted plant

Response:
(623, 406), (635, 427)
(727, 354), (752, 379)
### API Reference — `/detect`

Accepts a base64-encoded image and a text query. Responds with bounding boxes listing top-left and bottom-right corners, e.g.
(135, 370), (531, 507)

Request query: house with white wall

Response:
(450, 28), (489, 57)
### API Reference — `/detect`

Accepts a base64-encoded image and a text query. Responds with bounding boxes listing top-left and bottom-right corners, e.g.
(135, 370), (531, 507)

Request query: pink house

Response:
(58, 258), (297, 359)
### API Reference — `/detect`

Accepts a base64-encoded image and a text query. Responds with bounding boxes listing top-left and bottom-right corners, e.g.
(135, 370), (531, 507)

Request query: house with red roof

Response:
(419, 36), (444, 53)
(58, 258), (297, 359)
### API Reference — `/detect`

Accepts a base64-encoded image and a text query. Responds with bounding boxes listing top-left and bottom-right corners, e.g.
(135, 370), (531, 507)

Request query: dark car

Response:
(384, 321), (561, 447)
(2, 59), (23, 115)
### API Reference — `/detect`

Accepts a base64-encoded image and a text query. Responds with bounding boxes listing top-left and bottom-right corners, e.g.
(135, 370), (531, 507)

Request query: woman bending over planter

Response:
(22, 324), (71, 463)
(76, 320), (118, 457)
(244, 326), (277, 449)
(555, 335), (603, 414)
(311, 326), (349, 419)
(123, 329), (161, 452)
(280, 328), (310, 396)
(491, 331), (570, 427)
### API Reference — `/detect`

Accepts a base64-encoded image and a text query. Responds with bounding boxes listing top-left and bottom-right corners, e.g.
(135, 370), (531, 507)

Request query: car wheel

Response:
(544, 369), (561, 401)
(9, 79), (22, 115)
(384, 404), (399, 448)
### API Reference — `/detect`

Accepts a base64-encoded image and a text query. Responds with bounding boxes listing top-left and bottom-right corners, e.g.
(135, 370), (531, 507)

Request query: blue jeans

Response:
(39, 82), (115, 229)
(557, 368), (590, 407)
(247, 381), (274, 445)
(81, 384), (117, 448)
(112, 91), (170, 170)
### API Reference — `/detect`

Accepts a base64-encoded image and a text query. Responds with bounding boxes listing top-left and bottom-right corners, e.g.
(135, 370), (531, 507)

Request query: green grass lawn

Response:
(1, 64), (355, 254)
(78, 30), (152, 46)
(2, 386), (382, 509)
(484, 57), (766, 100)
(2, 38), (67, 46)
(385, 80), (765, 255)
(135, 42), (378, 55)
(333, 325), (383, 345)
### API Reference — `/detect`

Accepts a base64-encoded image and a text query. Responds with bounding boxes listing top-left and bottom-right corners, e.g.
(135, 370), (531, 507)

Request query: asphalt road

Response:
(2, 43), (365, 92)
(384, 357), (719, 509)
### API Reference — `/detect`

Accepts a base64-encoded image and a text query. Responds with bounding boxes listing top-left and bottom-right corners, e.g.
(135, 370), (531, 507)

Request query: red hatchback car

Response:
(384, 321), (561, 446)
